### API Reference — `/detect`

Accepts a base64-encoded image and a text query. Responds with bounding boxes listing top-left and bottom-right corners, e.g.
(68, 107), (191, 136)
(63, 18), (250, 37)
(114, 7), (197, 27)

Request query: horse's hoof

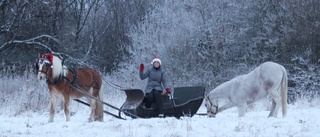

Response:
(88, 118), (93, 122)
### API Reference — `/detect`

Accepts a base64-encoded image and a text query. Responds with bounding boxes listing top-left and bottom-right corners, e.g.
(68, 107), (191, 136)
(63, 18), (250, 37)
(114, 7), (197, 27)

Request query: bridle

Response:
(205, 95), (218, 115)
(37, 58), (51, 74)
(37, 58), (62, 84)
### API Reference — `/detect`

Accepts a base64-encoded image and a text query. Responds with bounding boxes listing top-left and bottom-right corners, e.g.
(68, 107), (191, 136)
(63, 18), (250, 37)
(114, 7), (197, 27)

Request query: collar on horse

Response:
(45, 65), (77, 85)
(44, 65), (99, 91)
(46, 66), (78, 85)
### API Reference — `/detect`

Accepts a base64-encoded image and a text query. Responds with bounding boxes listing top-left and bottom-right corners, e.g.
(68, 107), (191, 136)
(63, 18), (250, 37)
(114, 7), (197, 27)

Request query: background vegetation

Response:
(1, 0), (319, 106)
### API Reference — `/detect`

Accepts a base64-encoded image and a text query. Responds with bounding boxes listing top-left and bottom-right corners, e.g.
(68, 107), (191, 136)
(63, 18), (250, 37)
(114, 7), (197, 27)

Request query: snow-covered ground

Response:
(1, 98), (319, 137)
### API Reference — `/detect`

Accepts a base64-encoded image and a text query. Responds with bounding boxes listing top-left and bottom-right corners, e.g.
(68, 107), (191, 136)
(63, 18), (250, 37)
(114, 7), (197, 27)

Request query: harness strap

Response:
(62, 67), (78, 85)
(47, 73), (62, 84)
(206, 96), (218, 115)
(63, 67), (100, 90)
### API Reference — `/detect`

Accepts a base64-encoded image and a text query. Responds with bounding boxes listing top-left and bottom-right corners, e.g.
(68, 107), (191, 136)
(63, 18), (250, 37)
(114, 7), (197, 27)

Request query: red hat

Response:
(151, 56), (161, 65)
(42, 53), (53, 66)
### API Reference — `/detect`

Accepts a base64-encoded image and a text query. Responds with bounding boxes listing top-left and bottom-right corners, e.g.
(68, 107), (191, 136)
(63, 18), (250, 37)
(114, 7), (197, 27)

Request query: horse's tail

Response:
(95, 84), (104, 121)
(280, 66), (288, 117)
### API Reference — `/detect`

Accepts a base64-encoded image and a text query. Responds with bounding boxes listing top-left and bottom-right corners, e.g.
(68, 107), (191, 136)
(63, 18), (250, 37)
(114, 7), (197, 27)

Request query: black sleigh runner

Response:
(119, 86), (205, 118)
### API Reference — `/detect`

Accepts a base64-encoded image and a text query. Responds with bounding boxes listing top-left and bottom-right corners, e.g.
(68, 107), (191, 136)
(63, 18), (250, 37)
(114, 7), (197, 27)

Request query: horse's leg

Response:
(88, 98), (97, 122)
(94, 86), (104, 122)
(94, 101), (103, 121)
(49, 93), (57, 123)
(237, 102), (247, 117)
(63, 95), (70, 121)
(268, 89), (281, 118)
(87, 88), (97, 122)
(268, 99), (276, 117)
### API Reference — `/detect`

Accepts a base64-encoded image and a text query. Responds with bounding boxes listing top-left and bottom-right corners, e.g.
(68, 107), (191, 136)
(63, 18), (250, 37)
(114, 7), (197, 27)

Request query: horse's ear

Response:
(38, 53), (41, 58)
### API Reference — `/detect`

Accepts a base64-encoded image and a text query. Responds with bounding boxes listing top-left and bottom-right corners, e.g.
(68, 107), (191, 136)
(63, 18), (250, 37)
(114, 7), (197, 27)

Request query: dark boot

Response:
(144, 93), (153, 108)
(154, 90), (164, 117)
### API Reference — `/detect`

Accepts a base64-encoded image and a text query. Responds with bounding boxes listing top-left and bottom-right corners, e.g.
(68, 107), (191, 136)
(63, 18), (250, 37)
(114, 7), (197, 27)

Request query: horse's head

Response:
(37, 53), (64, 81)
(204, 94), (219, 118)
(36, 56), (52, 80)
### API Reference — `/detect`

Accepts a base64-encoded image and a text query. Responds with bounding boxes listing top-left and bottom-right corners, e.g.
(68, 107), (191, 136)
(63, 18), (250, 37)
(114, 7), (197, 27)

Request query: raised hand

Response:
(139, 63), (144, 72)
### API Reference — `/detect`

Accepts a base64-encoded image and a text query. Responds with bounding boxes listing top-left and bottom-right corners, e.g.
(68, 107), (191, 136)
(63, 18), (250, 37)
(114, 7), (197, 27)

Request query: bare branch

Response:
(0, 35), (60, 52)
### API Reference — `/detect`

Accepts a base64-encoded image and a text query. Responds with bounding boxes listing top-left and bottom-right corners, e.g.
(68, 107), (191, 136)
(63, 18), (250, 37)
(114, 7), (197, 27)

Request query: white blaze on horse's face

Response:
(205, 96), (218, 118)
(37, 58), (50, 80)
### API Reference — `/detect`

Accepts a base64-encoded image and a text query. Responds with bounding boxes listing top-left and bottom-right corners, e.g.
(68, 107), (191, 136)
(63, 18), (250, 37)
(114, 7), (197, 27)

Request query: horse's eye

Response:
(205, 104), (207, 107)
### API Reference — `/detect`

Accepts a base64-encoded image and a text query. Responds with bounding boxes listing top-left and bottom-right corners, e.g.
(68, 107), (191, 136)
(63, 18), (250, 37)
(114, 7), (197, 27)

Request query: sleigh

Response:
(119, 86), (205, 119)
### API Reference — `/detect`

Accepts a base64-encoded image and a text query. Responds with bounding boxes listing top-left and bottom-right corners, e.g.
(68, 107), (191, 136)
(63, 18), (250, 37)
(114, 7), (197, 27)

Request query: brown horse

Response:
(36, 54), (104, 122)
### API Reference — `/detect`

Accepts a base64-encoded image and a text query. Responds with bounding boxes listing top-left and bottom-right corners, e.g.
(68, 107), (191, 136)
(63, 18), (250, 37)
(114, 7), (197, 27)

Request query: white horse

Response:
(205, 62), (288, 118)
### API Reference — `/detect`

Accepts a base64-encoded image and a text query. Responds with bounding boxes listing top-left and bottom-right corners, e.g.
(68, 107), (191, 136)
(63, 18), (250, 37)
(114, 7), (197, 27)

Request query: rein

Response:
(102, 77), (125, 90)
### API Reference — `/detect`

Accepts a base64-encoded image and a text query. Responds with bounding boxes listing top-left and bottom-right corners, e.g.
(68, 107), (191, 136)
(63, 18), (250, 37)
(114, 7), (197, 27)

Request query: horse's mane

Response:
(52, 55), (67, 78)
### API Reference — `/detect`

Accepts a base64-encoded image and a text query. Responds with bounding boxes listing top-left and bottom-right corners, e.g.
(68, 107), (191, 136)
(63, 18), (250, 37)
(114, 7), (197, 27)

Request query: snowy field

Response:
(0, 98), (319, 137)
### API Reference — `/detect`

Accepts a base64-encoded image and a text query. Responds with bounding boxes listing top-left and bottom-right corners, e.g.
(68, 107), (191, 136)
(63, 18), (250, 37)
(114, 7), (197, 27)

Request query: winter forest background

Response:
(0, 0), (320, 114)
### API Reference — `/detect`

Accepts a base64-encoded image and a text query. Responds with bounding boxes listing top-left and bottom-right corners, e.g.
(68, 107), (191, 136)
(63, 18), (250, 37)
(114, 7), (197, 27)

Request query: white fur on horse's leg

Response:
(268, 100), (276, 117)
(49, 105), (54, 123)
(64, 96), (70, 122)
(238, 108), (246, 117)
(94, 87), (104, 122)
(88, 99), (96, 122)
(269, 90), (281, 118)
(87, 88), (97, 122)
(94, 102), (103, 121)
(49, 104), (55, 122)
(237, 103), (247, 117)
(85, 97), (93, 122)
(89, 107), (95, 122)
(272, 97), (281, 117)
(49, 94), (57, 123)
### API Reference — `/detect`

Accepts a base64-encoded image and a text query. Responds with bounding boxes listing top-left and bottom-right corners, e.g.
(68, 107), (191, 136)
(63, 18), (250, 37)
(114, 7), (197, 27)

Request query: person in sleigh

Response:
(139, 56), (171, 117)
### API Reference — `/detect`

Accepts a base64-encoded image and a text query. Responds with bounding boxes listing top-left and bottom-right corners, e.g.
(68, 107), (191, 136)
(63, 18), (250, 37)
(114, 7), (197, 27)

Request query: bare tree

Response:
(0, 0), (153, 75)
